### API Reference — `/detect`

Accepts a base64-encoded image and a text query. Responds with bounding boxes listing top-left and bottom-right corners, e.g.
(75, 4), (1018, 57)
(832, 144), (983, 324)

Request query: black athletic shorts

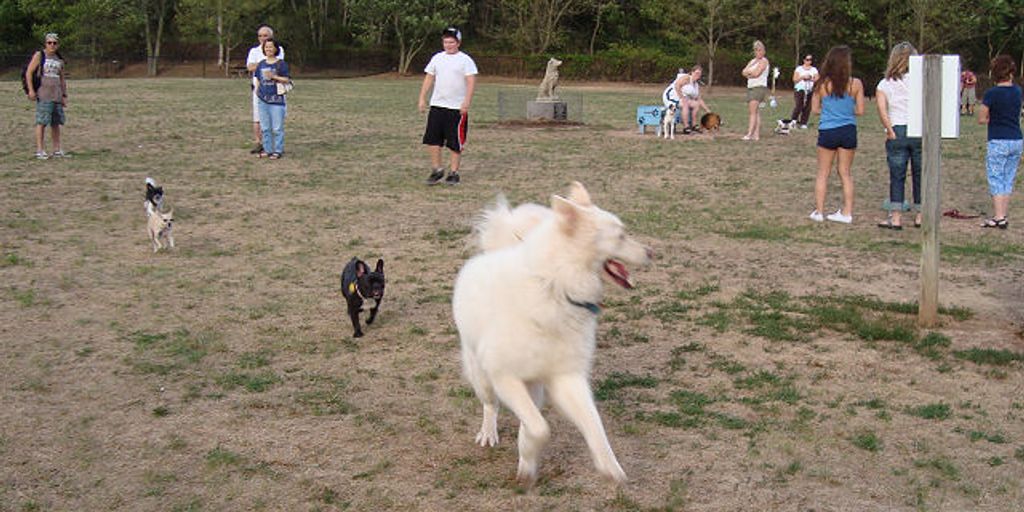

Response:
(422, 106), (468, 153)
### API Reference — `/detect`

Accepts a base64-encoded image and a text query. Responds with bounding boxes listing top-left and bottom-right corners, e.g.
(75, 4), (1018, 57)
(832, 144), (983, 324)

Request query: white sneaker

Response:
(826, 209), (852, 224)
(809, 210), (824, 222)
(34, 151), (49, 160)
(800, 124), (808, 129)
(51, 150), (69, 158)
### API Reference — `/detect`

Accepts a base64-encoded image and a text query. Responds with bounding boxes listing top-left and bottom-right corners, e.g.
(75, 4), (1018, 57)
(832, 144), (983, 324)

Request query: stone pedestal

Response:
(527, 100), (568, 121)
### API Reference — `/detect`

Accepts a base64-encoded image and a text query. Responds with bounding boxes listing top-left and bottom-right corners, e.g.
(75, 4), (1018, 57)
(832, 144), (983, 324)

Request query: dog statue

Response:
(536, 58), (562, 101)
(340, 257), (386, 338)
(661, 103), (677, 139)
(700, 112), (722, 133)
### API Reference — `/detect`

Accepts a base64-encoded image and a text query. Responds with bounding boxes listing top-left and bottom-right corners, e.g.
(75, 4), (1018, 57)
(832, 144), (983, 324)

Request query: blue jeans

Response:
(986, 139), (1023, 196)
(885, 125), (922, 211)
(258, 101), (286, 154)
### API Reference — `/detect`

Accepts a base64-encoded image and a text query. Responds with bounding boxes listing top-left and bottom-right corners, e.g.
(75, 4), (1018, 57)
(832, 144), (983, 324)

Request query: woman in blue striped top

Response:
(810, 46), (865, 224)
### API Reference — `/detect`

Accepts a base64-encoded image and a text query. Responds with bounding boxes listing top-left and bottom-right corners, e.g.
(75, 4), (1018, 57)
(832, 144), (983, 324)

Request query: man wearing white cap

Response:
(418, 27), (478, 185)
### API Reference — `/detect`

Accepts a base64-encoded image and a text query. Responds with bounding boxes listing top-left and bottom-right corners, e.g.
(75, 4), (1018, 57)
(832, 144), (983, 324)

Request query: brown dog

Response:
(700, 112), (722, 132)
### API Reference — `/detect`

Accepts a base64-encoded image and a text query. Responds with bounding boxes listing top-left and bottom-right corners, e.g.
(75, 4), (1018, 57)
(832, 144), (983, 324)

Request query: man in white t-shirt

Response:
(246, 25), (284, 154)
(418, 27), (478, 185)
(790, 55), (818, 128)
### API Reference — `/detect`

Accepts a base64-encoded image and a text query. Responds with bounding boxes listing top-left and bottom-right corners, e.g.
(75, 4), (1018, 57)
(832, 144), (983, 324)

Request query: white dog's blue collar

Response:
(566, 295), (600, 315)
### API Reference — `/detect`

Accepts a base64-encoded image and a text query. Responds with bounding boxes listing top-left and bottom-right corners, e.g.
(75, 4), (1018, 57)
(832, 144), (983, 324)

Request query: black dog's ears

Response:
(375, 259), (384, 273)
(356, 261), (369, 277)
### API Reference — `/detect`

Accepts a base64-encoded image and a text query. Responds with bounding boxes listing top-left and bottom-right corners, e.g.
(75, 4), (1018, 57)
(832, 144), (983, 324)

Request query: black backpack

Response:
(21, 50), (63, 95)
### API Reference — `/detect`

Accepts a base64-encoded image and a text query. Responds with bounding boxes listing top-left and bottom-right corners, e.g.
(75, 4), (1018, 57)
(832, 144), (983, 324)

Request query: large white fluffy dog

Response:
(452, 182), (651, 485)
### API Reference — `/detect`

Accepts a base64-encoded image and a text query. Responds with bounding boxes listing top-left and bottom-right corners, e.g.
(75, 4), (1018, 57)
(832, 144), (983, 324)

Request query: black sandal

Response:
(980, 217), (1008, 229)
(877, 219), (903, 230)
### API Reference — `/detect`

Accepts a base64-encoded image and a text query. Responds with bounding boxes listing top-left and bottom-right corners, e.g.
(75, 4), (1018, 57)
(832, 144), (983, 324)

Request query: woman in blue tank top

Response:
(809, 46), (865, 224)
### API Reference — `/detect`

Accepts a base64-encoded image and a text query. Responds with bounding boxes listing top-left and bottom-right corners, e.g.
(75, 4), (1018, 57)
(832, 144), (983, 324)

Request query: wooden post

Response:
(919, 55), (942, 327)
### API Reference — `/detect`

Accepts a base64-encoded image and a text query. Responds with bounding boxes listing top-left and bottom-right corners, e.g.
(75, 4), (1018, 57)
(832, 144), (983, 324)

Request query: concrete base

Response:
(527, 100), (568, 121)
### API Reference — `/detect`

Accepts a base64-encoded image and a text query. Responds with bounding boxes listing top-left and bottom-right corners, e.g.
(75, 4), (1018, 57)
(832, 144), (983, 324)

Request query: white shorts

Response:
(251, 75), (261, 122)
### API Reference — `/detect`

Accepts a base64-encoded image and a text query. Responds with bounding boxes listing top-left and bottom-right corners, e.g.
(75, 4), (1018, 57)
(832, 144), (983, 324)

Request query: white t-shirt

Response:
(793, 65), (818, 92)
(682, 81), (699, 99)
(425, 51), (478, 110)
(247, 45), (284, 68)
(876, 77), (911, 126)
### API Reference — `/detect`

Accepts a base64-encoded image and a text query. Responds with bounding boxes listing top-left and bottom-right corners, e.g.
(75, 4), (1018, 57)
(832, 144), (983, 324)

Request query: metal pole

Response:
(919, 55), (942, 327)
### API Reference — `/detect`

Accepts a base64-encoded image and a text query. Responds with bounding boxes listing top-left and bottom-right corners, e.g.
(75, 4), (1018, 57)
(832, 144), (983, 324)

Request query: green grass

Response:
(594, 372), (658, 401)
(851, 431), (883, 452)
(953, 348), (1024, 366)
(907, 403), (951, 420)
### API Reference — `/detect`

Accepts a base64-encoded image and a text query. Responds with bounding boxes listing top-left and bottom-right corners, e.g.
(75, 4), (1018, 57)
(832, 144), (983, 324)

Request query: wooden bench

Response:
(636, 105), (681, 136)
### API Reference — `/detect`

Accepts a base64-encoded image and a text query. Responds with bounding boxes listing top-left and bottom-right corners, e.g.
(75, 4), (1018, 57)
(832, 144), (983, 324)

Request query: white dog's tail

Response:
(474, 195), (550, 253)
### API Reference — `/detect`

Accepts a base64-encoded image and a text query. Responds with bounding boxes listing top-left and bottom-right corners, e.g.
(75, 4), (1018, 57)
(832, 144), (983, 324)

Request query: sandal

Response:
(980, 217), (1008, 229)
(269, 153), (281, 160)
(877, 219), (903, 231)
(258, 152), (269, 158)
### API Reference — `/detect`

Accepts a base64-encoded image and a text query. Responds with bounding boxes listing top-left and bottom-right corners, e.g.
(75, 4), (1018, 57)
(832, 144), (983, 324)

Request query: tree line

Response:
(3, 0), (1022, 86)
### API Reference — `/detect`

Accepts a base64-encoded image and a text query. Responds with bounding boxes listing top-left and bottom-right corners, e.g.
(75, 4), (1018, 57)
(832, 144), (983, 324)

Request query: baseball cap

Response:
(441, 27), (462, 41)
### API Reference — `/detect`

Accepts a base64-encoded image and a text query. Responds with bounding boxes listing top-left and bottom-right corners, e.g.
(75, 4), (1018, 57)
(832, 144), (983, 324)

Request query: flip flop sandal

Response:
(877, 220), (903, 230)
(980, 218), (1008, 229)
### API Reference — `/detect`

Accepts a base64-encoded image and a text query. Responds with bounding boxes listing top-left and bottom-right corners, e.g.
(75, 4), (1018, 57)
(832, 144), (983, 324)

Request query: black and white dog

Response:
(145, 177), (164, 215)
(775, 118), (797, 135)
(661, 103), (678, 139)
(340, 258), (386, 338)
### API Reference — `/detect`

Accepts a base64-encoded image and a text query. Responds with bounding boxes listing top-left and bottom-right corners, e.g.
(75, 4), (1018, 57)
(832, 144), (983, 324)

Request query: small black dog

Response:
(340, 258), (386, 338)
(145, 177), (164, 215)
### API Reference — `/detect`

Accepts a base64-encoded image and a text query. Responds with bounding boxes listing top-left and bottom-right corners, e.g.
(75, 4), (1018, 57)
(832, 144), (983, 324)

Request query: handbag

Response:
(276, 80), (293, 95)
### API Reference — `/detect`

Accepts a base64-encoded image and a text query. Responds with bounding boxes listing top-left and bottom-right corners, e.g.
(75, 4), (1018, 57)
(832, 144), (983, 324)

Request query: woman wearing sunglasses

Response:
(24, 33), (68, 160)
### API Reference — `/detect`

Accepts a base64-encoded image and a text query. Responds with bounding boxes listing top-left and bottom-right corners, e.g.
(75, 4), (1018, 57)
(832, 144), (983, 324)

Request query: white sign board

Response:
(907, 55), (960, 138)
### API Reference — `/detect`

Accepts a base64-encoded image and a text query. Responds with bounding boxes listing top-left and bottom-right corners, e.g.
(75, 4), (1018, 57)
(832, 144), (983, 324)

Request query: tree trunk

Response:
(216, 0), (225, 68)
(589, 3), (604, 56)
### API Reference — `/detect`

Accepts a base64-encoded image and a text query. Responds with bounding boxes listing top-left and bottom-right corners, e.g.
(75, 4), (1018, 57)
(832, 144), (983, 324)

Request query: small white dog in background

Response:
(453, 182), (651, 485)
(661, 103), (678, 139)
(144, 177), (174, 252)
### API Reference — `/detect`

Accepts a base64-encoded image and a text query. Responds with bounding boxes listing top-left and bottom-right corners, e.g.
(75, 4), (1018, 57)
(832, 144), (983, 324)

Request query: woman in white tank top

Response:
(741, 40), (770, 140)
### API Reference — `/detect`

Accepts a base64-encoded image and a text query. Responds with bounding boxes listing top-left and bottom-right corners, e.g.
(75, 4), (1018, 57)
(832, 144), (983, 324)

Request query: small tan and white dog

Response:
(147, 208), (174, 252)
(453, 182), (651, 486)
(661, 103), (678, 139)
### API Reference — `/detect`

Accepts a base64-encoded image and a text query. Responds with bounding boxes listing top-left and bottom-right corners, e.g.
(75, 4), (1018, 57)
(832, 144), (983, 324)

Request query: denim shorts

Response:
(35, 100), (65, 126)
(817, 124), (857, 150)
(986, 139), (1023, 196)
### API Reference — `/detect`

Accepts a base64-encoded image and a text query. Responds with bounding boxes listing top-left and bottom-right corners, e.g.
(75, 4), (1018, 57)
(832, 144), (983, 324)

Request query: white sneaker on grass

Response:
(826, 209), (852, 224)
(809, 210), (824, 222)
(51, 150), (69, 158)
(34, 151), (49, 160)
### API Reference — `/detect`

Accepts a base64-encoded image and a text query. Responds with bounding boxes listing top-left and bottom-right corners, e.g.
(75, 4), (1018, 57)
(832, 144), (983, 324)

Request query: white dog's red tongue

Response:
(604, 259), (634, 289)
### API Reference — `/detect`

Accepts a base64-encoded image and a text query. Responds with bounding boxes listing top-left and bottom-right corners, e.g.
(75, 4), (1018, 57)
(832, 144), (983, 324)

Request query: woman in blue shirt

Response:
(809, 46), (864, 224)
(255, 39), (290, 159)
(978, 55), (1022, 229)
